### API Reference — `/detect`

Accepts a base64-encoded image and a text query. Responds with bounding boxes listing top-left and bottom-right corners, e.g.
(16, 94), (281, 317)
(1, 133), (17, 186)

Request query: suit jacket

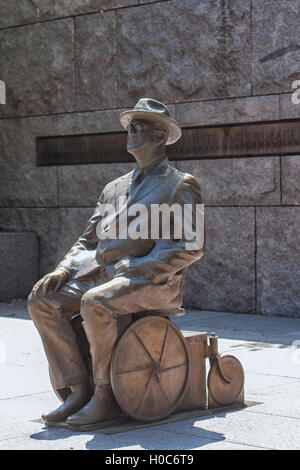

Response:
(57, 157), (205, 312)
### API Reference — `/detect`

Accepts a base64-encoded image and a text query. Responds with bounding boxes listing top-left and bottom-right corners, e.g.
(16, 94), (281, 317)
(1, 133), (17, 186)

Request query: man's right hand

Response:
(31, 267), (71, 297)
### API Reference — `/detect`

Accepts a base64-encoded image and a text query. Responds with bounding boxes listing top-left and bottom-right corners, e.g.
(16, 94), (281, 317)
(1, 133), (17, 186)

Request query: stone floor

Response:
(0, 300), (300, 450)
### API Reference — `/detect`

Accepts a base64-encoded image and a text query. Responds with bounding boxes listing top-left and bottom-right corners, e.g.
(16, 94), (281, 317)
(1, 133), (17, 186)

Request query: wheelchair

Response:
(49, 310), (245, 424)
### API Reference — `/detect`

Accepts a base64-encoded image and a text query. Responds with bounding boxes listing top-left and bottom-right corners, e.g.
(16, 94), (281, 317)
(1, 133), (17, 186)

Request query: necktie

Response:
(130, 168), (146, 192)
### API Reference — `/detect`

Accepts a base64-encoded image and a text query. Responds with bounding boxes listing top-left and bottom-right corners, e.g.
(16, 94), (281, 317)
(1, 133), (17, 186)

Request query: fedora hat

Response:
(119, 98), (182, 145)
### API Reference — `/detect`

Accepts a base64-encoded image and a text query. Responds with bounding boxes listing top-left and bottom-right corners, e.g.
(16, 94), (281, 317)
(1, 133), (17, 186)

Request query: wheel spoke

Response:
(132, 330), (156, 365)
(158, 325), (168, 367)
(154, 373), (170, 406)
(159, 362), (187, 373)
(117, 364), (153, 375)
(134, 367), (155, 414)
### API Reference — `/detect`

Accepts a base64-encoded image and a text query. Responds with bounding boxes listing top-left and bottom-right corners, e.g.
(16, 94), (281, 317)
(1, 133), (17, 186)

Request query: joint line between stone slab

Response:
(254, 206), (257, 314)
(73, 17), (77, 98)
(0, 1), (172, 33)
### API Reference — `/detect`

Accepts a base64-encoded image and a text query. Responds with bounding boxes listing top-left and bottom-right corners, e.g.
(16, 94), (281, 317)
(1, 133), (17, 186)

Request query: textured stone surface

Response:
(176, 95), (280, 127)
(56, 207), (95, 263)
(0, 209), (59, 277)
(280, 93), (300, 119)
(55, 107), (127, 134)
(58, 163), (135, 206)
(0, 233), (38, 301)
(0, 116), (58, 207)
(252, 0), (300, 94)
(0, 1), (55, 29)
(55, 0), (138, 17)
(183, 207), (256, 313)
(256, 207), (300, 317)
(117, 0), (251, 106)
(176, 157), (281, 206)
(75, 12), (117, 110)
(0, 1), (139, 29)
(281, 156), (300, 205)
(0, 20), (75, 117)
(0, 108), (134, 209)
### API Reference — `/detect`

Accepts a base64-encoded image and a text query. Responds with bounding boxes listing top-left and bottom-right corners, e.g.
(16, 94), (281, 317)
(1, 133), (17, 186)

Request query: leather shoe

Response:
(42, 382), (92, 423)
(66, 384), (123, 426)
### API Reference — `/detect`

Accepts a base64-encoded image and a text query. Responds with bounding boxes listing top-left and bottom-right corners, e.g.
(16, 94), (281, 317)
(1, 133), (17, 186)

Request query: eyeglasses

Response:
(127, 121), (148, 133)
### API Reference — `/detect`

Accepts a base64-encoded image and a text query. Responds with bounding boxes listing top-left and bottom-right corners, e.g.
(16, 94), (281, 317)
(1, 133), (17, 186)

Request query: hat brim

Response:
(119, 110), (182, 145)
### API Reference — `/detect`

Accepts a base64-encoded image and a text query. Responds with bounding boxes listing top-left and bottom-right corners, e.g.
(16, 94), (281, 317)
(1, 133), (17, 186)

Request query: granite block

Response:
(116, 0), (251, 106)
(176, 157), (280, 206)
(0, 20), (75, 117)
(256, 207), (300, 317)
(0, 232), (38, 301)
(183, 207), (256, 313)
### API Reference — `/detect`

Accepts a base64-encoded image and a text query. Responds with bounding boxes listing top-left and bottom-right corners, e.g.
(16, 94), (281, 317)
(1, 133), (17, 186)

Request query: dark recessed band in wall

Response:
(36, 118), (300, 166)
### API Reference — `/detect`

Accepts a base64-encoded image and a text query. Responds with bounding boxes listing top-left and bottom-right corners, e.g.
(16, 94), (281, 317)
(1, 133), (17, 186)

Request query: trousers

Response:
(27, 274), (152, 389)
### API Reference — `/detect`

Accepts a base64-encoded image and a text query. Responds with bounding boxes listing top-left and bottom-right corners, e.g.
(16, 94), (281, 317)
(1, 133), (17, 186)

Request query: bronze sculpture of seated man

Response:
(27, 98), (205, 426)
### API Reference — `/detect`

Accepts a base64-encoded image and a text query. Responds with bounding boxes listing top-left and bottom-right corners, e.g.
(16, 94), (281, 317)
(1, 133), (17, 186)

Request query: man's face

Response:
(126, 119), (164, 155)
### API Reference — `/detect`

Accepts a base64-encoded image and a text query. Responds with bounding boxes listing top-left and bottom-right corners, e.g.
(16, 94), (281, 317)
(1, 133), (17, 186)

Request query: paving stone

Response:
(281, 156), (300, 205)
(173, 311), (300, 346)
(157, 408), (300, 450)
(256, 207), (300, 317)
(252, 0), (300, 94)
(0, 20), (75, 117)
(176, 157), (280, 206)
(176, 95), (280, 127)
(116, 0), (251, 107)
(0, 233), (38, 301)
(224, 346), (300, 380)
(183, 207), (256, 313)
(246, 380), (300, 419)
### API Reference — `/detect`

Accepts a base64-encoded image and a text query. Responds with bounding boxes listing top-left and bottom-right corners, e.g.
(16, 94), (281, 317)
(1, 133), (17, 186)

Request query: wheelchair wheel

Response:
(110, 316), (190, 423)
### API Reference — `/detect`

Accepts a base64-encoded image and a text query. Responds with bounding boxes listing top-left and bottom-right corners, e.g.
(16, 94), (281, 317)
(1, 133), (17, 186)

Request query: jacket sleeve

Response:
(115, 173), (205, 283)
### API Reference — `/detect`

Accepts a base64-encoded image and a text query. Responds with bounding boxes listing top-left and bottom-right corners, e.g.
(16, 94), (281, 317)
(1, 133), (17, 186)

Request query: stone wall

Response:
(0, 0), (299, 316)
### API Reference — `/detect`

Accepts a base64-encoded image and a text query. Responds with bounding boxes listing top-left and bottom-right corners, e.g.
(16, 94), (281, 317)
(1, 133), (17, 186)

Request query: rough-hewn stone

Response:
(117, 0), (251, 106)
(0, 1), (55, 29)
(75, 12), (117, 110)
(0, 1), (140, 29)
(0, 117), (58, 207)
(183, 207), (256, 313)
(281, 156), (300, 205)
(176, 95), (280, 127)
(56, 207), (95, 263)
(280, 93), (300, 119)
(176, 158), (281, 206)
(256, 207), (300, 317)
(0, 209), (59, 277)
(0, 20), (75, 117)
(0, 108), (137, 208)
(252, 0), (300, 94)
(58, 163), (135, 206)
(0, 233), (38, 301)
(55, 107), (126, 134)
(55, 0), (138, 17)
